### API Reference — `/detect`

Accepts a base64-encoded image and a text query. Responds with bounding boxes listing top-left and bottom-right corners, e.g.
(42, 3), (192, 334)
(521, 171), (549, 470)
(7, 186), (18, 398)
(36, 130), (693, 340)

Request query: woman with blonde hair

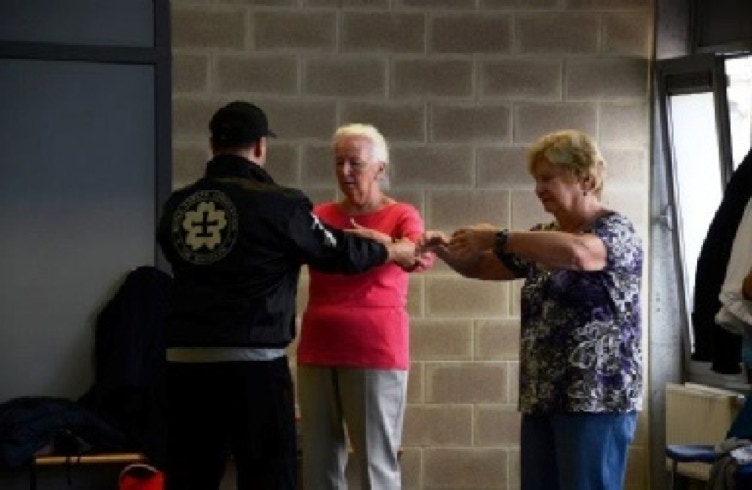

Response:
(421, 129), (643, 490)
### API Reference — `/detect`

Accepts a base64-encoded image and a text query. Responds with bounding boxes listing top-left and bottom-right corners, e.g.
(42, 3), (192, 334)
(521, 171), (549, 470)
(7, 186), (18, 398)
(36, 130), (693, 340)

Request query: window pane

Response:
(726, 55), (752, 168)
(669, 93), (724, 319)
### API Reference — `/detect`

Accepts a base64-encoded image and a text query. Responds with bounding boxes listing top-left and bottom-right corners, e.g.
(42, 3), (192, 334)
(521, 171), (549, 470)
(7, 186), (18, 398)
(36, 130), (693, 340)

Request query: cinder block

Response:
(603, 12), (652, 56)
(399, 447), (421, 489)
(508, 282), (522, 319)
(517, 13), (599, 54)
(341, 12), (425, 53)
(568, 0), (650, 8)
(399, 0), (475, 8)
(301, 144), (334, 186)
(510, 190), (550, 230)
(172, 7), (246, 50)
(509, 448), (521, 490)
(431, 104), (512, 144)
(341, 102), (427, 143)
(566, 58), (649, 99)
(475, 405), (521, 446)
(410, 319), (473, 361)
(480, 59), (562, 99)
(600, 189), (648, 232)
(307, 0), (389, 7)
(215, 55), (298, 95)
(426, 362), (508, 403)
(514, 102), (598, 145)
(259, 99), (338, 140)
(300, 187), (338, 206)
(482, 0), (562, 8)
(304, 57), (386, 97)
(253, 11), (335, 51)
(430, 14), (512, 53)
(427, 189), (510, 231)
(507, 361), (519, 403)
(407, 276), (425, 318)
(403, 405), (473, 445)
(476, 147), (534, 188)
(389, 189), (425, 214)
(602, 147), (648, 185)
(423, 448), (508, 488)
(265, 143), (300, 186)
(408, 362), (424, 403)
(600, 101), (649, 146)
(173, 97), (223, 138)
(391, 146), (474, 188)
(427, 277), (508, 317)
(392, 59), (474, 98)
(295, 274), (309, 323)
(217, 0), (295, 5)
(475, 319), (520, 360)
(172, 53), (209, 93)
(173, 143), (209, 188)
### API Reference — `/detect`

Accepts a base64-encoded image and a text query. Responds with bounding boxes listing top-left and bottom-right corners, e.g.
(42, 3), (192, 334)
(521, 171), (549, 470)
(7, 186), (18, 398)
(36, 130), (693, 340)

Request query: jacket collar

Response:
(205, 154), (275, 184)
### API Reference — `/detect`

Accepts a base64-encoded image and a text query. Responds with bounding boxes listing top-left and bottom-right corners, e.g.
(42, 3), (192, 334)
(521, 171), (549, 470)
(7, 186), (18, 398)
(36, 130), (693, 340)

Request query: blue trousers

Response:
(520, 412), (637, 490)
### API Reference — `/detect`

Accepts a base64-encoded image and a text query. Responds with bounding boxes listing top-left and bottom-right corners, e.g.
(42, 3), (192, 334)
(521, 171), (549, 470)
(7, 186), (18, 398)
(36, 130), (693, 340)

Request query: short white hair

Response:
(333, 123), (391, 188)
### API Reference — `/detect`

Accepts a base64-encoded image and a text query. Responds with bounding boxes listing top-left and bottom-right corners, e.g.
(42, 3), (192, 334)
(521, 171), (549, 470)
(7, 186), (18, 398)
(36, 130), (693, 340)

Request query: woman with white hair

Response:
(421, 130), (643, 490)
(297, 124), (433, 489)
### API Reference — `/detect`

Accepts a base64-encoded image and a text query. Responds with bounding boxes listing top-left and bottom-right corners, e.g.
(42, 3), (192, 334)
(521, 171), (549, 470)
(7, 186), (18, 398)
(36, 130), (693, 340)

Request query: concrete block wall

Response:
(171, 1), (653, 488)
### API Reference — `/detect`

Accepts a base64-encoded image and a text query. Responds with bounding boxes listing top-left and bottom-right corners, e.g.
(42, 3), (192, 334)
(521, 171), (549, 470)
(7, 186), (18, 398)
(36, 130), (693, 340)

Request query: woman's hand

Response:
(345, 219), (393, 244)
(418, 230), (450, 253)
(448, 224), (498, 257)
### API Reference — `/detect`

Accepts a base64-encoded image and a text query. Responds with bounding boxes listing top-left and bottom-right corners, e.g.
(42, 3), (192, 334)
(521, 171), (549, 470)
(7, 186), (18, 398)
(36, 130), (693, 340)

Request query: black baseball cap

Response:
(209, 101), (277, 147)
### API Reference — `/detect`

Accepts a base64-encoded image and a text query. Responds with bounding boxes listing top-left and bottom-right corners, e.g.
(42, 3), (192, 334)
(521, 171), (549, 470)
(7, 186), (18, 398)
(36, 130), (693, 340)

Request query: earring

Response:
(583, 190), (587, 196)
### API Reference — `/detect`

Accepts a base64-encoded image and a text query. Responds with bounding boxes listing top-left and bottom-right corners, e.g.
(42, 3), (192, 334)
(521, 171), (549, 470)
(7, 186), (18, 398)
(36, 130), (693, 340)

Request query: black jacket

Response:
(691, 147), (752, 373)
(157, 155), (387, 349)
(79, 266), (172, 465)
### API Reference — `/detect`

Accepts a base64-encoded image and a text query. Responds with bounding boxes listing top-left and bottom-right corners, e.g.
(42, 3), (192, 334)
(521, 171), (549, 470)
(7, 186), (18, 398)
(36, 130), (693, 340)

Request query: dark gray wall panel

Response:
(0, 0), (153, 47)
(0, 58), (155, 401)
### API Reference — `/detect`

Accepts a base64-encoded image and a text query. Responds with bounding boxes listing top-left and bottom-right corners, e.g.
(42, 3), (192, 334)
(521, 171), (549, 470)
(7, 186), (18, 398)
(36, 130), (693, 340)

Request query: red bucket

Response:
(119, 463), (165, 490)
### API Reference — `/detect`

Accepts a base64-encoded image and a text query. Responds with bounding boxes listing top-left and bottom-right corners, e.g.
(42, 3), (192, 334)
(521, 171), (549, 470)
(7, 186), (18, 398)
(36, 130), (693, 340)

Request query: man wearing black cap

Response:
(157, 101), (417, 490)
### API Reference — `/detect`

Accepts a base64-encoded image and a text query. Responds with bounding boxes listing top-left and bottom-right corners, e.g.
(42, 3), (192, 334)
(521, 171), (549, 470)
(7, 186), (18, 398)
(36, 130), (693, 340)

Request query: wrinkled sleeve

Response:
(394, 204), (435, 273)
(284, 196), (387, 274)
(592, 214), (643, 275)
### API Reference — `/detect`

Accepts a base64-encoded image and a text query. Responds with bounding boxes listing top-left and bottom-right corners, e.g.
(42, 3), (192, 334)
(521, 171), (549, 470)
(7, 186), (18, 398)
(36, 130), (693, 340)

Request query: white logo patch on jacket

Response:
(172, 190), (238, 264)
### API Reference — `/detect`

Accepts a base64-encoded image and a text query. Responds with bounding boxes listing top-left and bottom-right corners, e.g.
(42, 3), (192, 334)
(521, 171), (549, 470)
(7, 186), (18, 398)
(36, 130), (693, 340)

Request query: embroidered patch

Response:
(171, 190), (238, 264)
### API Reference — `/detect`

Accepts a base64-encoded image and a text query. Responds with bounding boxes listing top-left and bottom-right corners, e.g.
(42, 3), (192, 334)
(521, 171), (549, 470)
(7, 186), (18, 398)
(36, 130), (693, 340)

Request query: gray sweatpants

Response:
(297, 365), (408, 490)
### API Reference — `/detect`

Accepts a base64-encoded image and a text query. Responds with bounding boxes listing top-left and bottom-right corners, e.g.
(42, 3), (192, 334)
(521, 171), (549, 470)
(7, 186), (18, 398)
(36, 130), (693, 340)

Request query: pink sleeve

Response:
(395, 203), (435, 273)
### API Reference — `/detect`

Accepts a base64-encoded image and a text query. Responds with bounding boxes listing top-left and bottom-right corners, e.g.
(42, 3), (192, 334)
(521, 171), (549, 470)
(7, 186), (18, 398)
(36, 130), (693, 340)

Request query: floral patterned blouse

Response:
(511, 212), (643, 414)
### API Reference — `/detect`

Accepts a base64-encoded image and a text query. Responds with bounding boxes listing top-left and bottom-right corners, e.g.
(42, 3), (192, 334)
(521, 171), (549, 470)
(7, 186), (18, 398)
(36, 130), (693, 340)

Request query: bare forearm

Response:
(436, 247), (515, 280)
(506, 230), (606, 271)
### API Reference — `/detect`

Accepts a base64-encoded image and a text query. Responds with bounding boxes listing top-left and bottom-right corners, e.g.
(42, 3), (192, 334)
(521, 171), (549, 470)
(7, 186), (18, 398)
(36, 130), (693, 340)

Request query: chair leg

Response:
(670, 460), (678, 490)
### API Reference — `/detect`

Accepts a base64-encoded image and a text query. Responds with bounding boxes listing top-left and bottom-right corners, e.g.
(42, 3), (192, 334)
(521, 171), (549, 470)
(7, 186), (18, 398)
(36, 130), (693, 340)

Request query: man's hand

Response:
(418, 230), (450, 253)
(386, 238), (418, 269)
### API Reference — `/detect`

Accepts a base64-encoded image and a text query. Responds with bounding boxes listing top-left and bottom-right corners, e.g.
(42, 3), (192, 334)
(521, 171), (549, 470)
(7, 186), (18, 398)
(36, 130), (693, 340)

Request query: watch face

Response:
(495, 229), (508, 254)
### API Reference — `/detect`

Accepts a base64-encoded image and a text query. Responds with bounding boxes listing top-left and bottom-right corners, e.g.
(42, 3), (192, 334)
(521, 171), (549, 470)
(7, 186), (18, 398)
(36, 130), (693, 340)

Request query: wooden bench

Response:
(30, 452), (146, 490)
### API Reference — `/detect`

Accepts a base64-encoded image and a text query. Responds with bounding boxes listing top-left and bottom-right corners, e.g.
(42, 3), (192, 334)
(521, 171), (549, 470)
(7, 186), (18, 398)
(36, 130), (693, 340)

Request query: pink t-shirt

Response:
(297, 201), (432, 370)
